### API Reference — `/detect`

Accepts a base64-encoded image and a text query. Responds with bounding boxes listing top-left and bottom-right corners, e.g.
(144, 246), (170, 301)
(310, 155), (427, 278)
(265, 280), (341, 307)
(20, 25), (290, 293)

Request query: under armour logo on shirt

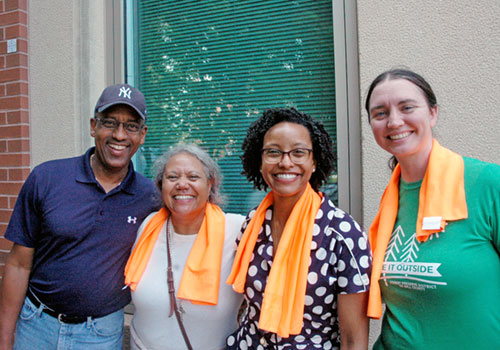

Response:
(127, 216), (137, 224)
(119, 86), (132, 99)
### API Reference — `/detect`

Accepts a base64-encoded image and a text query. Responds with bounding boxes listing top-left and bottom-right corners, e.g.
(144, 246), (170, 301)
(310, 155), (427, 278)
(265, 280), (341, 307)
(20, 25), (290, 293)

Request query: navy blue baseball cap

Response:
(94, 84), (147, 120)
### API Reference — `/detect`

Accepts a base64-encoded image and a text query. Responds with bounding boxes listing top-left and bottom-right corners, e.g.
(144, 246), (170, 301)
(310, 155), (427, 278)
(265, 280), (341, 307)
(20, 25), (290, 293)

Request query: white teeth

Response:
(174, 195), (193, 200)
(276, 174), (297, 179)
(110, 144), (126, 150)
(390, 132), (411, 140)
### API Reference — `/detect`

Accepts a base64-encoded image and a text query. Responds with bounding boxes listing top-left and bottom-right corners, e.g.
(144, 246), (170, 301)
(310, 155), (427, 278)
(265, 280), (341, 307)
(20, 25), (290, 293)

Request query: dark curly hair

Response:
(241, 107), (335, 191)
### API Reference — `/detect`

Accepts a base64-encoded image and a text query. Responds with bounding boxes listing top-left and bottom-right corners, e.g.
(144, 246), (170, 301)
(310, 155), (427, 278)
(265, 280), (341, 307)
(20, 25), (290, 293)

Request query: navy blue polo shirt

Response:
(5, 147), (160, 317)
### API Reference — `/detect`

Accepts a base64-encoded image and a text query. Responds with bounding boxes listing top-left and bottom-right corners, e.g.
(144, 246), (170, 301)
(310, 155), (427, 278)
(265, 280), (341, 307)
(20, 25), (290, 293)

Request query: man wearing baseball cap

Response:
(0, 84), (159, 350)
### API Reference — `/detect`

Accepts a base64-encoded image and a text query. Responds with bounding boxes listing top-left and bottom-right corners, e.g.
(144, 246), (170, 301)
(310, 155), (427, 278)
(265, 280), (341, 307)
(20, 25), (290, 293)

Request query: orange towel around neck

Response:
(367, 139), (468, 318)
(124, 203), (226, 305)
(125, 207), (168, 291)
(177, 203), (225, 305)
(226, 183), (322, 338)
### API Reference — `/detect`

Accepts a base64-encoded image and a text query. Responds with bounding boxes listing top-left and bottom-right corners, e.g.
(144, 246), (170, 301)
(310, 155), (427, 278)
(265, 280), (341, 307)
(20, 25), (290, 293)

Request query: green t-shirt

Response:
(374, 157), (500, 350)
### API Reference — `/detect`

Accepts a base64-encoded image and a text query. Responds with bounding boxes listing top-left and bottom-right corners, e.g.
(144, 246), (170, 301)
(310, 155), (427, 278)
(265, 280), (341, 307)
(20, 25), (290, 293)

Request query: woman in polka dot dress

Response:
(226, 108), (372, 349)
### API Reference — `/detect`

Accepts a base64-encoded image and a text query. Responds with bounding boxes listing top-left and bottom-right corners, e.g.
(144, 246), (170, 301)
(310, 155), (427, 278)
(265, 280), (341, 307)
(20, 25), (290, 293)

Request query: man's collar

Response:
(75, 147), (138, 194)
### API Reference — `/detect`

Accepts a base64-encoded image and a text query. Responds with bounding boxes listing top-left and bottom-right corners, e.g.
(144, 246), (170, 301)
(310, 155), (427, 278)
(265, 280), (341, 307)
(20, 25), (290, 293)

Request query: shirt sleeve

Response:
(485, 163), (500, 251)
(4, 169), (42, 248)
(329, 209), (372, 294)
(494, 200), (500, 252)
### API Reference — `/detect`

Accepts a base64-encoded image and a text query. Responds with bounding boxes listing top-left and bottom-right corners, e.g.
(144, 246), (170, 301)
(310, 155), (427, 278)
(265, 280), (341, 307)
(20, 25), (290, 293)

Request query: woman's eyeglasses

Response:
(261, 148), (313, 164)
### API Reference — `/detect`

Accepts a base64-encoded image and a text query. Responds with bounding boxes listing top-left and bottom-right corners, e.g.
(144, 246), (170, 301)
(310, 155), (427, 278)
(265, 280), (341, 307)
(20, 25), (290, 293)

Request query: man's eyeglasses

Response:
(95, 117), (144, 133)
(261, 148), (313, 164)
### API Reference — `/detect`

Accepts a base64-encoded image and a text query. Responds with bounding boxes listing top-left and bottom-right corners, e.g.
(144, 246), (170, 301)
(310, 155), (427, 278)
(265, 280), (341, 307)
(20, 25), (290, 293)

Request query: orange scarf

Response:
(226, 183), (322, 338)
(124, 203), (226, 305)
(367, 140), (468, 318)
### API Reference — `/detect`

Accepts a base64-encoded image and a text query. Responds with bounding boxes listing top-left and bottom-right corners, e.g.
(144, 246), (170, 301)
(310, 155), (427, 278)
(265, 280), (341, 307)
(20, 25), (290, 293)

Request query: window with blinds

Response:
(132, 0), (337, 214)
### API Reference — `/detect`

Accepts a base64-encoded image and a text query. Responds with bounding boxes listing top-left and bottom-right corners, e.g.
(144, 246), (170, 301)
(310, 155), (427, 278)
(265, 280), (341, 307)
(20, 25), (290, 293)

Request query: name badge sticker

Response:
(422, 216), (442, 230)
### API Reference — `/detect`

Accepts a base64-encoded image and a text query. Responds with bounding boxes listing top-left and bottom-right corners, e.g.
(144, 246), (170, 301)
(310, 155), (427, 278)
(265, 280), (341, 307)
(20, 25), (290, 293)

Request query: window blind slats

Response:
(136, 0), (337, 214)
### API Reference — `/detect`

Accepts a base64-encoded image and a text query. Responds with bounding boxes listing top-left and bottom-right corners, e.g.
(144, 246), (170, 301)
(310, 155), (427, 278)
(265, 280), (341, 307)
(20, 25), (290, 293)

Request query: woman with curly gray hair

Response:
(125, 143), (244, 350)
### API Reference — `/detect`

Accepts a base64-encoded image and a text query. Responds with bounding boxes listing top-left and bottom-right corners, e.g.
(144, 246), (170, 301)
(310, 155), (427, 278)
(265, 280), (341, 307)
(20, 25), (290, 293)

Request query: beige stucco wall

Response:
(28, 0), (109, 167)
(357, 0), (500, 345)
(359, 0), (500, 224)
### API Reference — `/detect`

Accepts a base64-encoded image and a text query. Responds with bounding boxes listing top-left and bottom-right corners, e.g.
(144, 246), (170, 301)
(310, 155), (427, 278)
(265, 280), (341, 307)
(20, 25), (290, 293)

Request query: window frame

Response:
(332, 0), (362, 221)
(116, 0), (362, 221)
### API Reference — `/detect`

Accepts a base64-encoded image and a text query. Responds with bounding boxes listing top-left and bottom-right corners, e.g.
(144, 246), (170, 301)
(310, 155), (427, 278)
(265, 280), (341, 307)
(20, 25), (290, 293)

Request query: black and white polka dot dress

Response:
(226, 195), (371, 349)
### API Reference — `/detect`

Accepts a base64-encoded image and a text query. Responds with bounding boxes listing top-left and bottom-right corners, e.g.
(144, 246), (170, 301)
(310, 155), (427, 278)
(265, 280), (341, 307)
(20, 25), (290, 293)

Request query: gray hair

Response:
(154, 143), (224, 205)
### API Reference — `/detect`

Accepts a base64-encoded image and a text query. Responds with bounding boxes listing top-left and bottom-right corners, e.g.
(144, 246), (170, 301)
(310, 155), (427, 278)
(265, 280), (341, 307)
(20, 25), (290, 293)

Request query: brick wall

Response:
(0, 0), (29, 283)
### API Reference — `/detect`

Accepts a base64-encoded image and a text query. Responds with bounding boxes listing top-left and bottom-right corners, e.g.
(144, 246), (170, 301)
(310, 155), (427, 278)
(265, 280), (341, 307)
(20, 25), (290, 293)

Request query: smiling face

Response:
(162, 153), (212, 222)
(90, 104), (147, 177)
(368, 78), (438, 166)
(260, 122), (316, 203)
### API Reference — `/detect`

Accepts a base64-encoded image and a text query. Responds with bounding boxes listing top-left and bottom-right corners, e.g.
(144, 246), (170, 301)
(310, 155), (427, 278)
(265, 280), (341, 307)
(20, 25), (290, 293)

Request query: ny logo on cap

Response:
(119, 86), (132, 99)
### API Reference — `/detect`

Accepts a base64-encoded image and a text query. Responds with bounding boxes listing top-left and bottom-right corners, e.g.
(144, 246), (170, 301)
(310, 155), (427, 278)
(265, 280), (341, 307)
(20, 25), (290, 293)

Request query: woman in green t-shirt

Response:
(365, 68), (500, 350)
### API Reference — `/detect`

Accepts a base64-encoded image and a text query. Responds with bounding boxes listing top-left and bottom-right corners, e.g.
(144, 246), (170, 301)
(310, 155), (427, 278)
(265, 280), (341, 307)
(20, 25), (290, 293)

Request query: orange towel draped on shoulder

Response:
(125, 207), (168, 292)
(226, 183), (322, 338)
(367, 139), (468, 318)
(124, 203), (226, 305)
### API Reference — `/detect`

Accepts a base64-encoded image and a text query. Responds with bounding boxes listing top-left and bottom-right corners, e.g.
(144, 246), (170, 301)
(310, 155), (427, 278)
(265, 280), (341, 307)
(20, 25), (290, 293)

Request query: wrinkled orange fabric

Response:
(124, 203), (226, 305)
(226, 183), (322, 338)
(125, 207), (168, 292)
(367, 140), (468, 318)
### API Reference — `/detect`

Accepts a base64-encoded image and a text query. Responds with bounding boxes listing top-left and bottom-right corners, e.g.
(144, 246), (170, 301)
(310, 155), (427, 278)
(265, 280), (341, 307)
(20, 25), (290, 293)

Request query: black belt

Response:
(26, 289), (94, 324)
